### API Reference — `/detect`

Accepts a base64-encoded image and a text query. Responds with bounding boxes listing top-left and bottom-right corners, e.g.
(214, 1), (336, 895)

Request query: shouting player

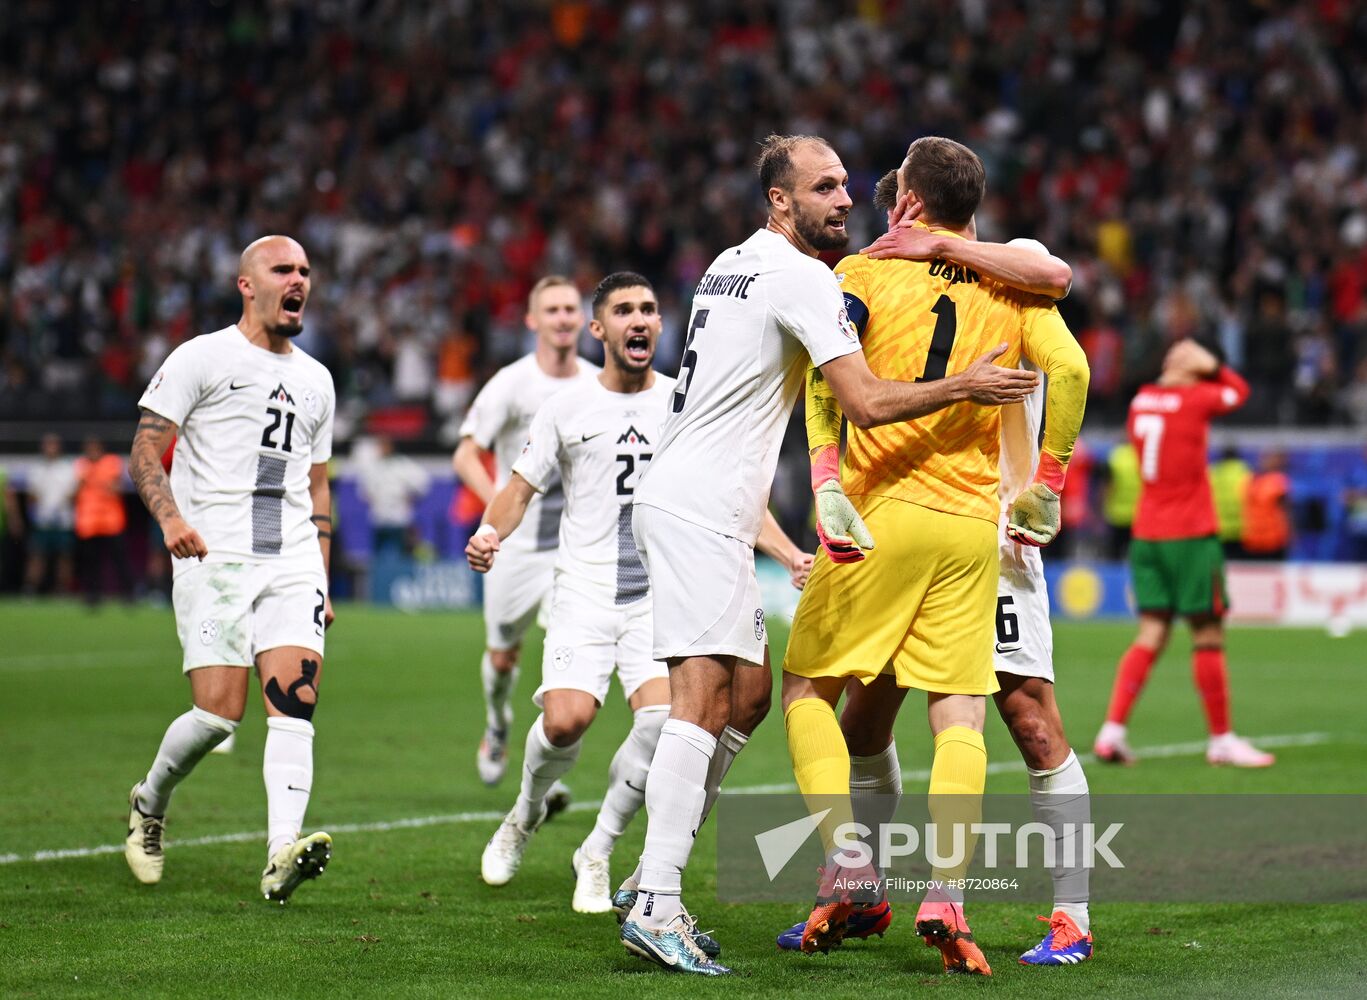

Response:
(454, 277), (599, 786)
(124, 236), (337, 903)
(618, 134), (1040, 976)
(1094, 339), (1274, 767)
(781, 137), (1089, 974)
(774, 163), (1096, 967)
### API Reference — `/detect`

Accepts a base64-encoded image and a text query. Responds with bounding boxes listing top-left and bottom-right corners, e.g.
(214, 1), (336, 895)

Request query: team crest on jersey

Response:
(267, 382), (295, 405)
(199, 619), (220, 646)
(553, 646), (574, 671)
(147, 370), (164, 394)
(616, 425), (650, 445)
(301, 389), (319, 415)
(753, 609), (766, 641)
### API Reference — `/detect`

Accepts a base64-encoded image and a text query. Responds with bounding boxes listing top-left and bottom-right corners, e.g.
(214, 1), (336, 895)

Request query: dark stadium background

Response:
(2, 0), (1365, 600)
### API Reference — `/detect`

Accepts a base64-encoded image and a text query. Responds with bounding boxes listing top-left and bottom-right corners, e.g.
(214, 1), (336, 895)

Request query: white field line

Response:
(0, 731), (1335, 867)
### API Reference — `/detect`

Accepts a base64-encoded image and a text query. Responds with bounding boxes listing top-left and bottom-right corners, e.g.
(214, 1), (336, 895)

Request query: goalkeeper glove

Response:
(811, 445), (874, 563)
(1006, 453), (1066, 547)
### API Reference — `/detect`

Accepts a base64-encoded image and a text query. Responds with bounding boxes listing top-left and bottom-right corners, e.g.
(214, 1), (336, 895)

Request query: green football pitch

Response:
(2, 602), (1363, 998)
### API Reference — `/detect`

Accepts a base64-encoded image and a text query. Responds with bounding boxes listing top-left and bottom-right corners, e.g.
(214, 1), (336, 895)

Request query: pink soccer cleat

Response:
(1206, 733), (1276, 768)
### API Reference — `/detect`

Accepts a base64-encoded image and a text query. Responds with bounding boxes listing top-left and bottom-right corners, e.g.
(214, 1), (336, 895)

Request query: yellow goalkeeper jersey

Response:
(807, 234), (1087, 524)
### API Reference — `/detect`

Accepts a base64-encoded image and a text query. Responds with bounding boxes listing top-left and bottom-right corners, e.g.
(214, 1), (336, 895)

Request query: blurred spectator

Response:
(1098, 442), (1140, 560)
(1342, 358), (1367, 427)
(1, 464), (20, 591)
(355, 436), (430, 558)
(1209, 447), (1252, 559)
(73, 437), (132, 604)
(1242, 451), (1292, 560)
(22, 433), (78, 595)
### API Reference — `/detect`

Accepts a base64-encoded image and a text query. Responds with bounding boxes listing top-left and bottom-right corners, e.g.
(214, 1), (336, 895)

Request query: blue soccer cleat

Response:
(613, 888), (721, 958)
(1019, 911), (1094, 966)
(621, 914), (731, 975)
(777, 900), (894, 950)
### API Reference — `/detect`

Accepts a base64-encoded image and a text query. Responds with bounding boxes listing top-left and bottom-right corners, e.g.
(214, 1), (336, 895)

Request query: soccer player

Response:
(774, 170), (1096, 967)
(618, 134), (1041, 976)
(1094, 339), (1274, 767)
(124, 236), (337, 903)
(781, 137), (1089, 974)
(454, 277), (599, 786)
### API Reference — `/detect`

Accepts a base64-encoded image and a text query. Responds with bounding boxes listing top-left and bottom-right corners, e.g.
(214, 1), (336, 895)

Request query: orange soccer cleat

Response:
(915, 899), (992, 976)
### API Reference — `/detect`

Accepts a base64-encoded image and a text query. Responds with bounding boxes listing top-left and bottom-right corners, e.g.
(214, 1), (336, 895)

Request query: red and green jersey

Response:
(1126, 367), (1250, 540)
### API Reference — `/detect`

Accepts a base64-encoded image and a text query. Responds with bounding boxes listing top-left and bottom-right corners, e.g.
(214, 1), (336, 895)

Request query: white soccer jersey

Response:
(460, 353), (600, 555)
(635, 228), (861, 544)
(138, 326), (336, 570)
(513, 375), (675, 607)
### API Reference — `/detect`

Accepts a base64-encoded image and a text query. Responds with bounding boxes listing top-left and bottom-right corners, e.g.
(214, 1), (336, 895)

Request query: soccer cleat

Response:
(621, 913), (731, 975)
(544, 779), (572, 822)
(1019, 911), (1094, 966)
(481, 807), (542, 886)
(777, 900), (893, 950)
(477, 726), (510, 786)
(260, 831), (332, 904)
(612, 888), (722, 958)
(1206, 733), (1276, 768)
(571, 848), (613, 914)
(916, 900), (992, 976)
(1092, 728), (1137, 766)
(796, 866), (853, 953)
(124, 784), (165, 885)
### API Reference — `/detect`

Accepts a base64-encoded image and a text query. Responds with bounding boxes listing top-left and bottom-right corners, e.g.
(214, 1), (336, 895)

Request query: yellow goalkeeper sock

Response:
(928, 726), (987, 893)
(784, 697), (853, 856)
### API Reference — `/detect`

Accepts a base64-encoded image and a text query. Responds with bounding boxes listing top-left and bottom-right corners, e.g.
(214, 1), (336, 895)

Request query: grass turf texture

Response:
(1, 602), (1363, 998)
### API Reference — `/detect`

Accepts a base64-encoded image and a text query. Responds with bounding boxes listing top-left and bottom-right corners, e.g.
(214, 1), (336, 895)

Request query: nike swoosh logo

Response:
(287, 785), (311, 793)
(995, 644), (1021, 654)
(631, 929), (678, 966)
(229, 381), (250, 390)
(624, 780), (645, 793)
(581, 431), (606, 442)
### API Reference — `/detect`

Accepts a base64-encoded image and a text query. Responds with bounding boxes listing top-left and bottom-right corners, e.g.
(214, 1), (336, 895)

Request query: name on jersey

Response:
(1131, 391), (1183, 413)
(927, 258), (981, 286)
(695, 271), (759, 300)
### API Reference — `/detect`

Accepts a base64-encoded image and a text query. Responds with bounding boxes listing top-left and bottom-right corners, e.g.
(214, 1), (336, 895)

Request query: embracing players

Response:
(454, 277), (599, 785)
(781, 137), (1090, 973)
(618, 134), (1040, 976)
(124, 236), (337, 903)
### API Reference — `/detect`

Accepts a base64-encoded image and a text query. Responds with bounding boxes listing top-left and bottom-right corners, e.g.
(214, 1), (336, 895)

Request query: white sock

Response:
(264, 716), (315, 858)
(850, 740), (902, 887)
(697, 725), (750, 828)
(514, 715), (580, 829)
(1028, 749), (1091, 932)
(581, 705), (668, 860)
(482, 652), (518, 733)
(632, 719), (715, 924)
(1096, 720), (1127, 744)
(138, 707), (237, 815)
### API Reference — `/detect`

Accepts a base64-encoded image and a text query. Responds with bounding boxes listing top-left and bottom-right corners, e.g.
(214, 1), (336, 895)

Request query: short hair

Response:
(591, 271), (654, 317)
(527, 275), (576, 311)
(756, 133), (833, 209)
(872, 168), (900, 213)
(900, 137), (985, 228)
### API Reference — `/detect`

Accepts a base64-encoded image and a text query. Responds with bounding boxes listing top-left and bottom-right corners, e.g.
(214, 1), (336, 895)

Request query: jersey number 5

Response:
(916, 295), (957, 382)
(672, 309), (709, 413)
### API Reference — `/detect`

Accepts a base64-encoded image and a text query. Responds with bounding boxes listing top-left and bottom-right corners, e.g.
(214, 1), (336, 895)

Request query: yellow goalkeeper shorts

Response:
(784, 495), (999, 695)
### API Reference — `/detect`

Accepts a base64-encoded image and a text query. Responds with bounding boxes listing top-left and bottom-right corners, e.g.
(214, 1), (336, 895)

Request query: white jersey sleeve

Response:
(138, 326), (336, 571)
(511, 397), (562, 494)
(635, 229), (860, 544)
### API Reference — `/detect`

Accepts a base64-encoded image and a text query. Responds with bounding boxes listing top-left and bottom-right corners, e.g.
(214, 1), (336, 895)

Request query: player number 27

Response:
(672, 308), (708, 413)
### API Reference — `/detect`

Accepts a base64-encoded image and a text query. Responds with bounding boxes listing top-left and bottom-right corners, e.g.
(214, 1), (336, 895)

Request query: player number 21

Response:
(261, 406), (295, 453)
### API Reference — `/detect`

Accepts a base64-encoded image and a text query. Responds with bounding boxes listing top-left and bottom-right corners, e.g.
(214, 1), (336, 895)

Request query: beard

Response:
(794, 201), (850, 252)
(271, 321), (304, 338)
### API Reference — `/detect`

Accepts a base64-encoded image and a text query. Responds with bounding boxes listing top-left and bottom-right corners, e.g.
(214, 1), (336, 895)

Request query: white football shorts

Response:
(632, 502), (767, 667)
(482, 546), (556, 650)
(533, 586), (668, 708)
(173, 557), (327, 672)
(993, 525), (1054, 682)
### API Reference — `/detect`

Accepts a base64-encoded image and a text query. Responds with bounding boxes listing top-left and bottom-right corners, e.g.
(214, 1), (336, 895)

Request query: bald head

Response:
(237, 235), (311, 340)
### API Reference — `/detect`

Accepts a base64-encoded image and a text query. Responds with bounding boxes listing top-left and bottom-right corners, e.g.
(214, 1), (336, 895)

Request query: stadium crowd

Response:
(2, 0), (1367, 436)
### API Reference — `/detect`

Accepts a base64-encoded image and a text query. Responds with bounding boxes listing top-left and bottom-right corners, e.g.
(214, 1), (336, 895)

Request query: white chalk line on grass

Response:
(0, 731), (1335, 866)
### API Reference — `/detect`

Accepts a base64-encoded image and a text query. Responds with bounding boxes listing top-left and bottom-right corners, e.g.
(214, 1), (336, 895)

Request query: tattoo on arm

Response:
(130, 413), (182, 526)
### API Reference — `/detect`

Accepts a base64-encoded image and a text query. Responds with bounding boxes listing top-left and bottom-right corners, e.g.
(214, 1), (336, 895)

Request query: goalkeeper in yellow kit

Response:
(781, 137), (1089, 974)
